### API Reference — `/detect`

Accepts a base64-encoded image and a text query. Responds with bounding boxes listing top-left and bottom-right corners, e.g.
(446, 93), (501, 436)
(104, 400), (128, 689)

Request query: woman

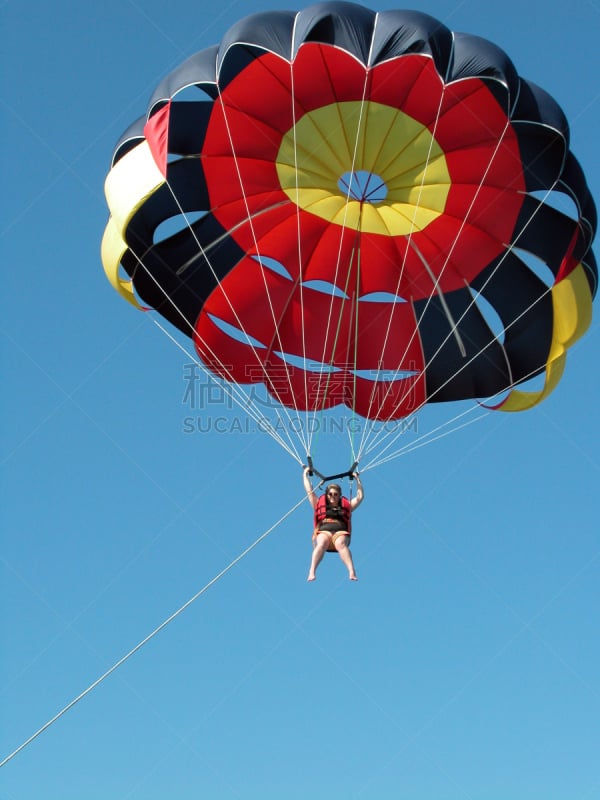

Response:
(303, 467), (364, 581)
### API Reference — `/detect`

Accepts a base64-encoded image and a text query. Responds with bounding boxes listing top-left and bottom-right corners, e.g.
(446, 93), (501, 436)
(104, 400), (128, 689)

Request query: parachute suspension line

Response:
(217, 84), (311, 455)
(125, 238), (304, 464)
(360, 228), (565, 470)
(160, 182), (310, 460)
(361, 392), (492, 469)
(151, 319), (303, 463)
(306, 66), (372, 461)
(355, 80), (450, 459)
(378, 118), (513, 420)
(364, 407), (490, 471)
(166, 193), (310, 461)
(365, 305), (558, 468)
(362, 343), (564, 471)
(358, 118), (517, 459)
(348, 242), (362, 465)
(367, 115), (513, 434)
(0, 493), (307, 770)
(395, 176), (560, 426)
(308, 239), (361, 461)
(357, 97), (572, 469)
(410, 239), (466, 356)
(289, 56), (312, 450)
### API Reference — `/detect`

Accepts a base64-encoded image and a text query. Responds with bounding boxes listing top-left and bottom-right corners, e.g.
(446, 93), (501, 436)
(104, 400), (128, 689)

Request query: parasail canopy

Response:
(102, 2), (596, 436)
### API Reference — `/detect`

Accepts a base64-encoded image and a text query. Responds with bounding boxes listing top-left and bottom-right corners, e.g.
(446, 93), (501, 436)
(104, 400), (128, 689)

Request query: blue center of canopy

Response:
(338, 170), (388, 203)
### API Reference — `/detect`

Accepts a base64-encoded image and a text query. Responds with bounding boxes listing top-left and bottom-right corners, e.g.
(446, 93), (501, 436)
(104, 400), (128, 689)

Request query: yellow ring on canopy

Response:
(276, 101), (451, 235)
(495, 263), (593, 411)
(101, 140), (166, 308)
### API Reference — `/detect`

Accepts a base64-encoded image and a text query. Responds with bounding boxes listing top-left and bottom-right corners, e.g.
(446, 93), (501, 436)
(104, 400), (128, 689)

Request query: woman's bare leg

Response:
(334, 535), (357, 580)
(307, 533), (332, 581)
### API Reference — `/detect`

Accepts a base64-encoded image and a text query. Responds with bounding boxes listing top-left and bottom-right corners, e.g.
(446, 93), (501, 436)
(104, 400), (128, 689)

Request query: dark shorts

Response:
(318, 521), (345, 534)
(313, 520), (350, 552)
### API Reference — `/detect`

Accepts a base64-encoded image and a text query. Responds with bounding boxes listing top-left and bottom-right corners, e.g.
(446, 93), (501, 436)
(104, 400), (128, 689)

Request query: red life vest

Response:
(314, 494), (352, 534)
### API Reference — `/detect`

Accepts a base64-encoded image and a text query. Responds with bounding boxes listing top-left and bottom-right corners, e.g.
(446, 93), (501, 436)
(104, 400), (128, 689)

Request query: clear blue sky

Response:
(1, 1), (599, 798)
